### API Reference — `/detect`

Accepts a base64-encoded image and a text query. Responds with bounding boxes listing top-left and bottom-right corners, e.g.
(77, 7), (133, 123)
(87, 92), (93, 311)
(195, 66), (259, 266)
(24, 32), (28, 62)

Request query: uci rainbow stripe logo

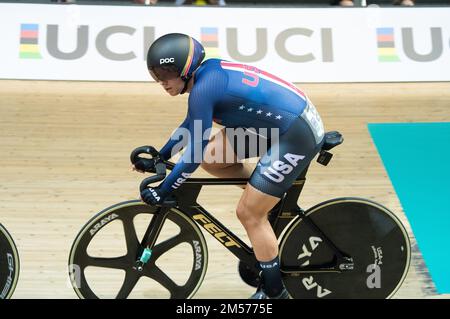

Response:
(201, 27), (220, 59)
(19, 24), (42, 59)
(377, 28), (400, 62)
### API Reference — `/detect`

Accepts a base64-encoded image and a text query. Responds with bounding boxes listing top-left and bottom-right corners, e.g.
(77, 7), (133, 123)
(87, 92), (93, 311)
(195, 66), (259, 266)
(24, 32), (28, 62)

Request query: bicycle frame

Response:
(137, 165), (353, 276)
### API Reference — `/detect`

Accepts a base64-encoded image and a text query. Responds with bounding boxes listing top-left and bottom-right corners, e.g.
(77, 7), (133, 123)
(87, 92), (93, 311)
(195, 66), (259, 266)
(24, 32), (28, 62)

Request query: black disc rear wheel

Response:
(69, 200), (208, 299)
(0, 223), (20, 299)
(279, 198), (410, 299)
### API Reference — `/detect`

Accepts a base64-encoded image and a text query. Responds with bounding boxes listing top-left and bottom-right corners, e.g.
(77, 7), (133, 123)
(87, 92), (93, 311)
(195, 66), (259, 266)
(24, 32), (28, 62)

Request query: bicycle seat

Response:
(321, 131), (343, 151)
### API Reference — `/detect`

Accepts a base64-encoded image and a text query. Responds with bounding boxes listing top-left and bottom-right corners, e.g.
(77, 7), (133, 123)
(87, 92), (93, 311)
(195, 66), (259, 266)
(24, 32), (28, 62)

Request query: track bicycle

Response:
(68, 131), (411, 299)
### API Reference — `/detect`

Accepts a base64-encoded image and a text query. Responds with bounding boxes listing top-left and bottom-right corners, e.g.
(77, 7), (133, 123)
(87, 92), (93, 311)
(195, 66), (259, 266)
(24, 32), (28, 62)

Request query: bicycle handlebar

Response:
(139, 174), (164, 192)
(130, 146), (160, 164)
(131, 145), (176, 192)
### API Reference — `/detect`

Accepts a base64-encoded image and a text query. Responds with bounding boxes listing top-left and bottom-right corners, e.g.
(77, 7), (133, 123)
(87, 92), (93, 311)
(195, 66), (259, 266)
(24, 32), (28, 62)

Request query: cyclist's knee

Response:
(236, 203), (251, 226)
(236, 200), (264, 228)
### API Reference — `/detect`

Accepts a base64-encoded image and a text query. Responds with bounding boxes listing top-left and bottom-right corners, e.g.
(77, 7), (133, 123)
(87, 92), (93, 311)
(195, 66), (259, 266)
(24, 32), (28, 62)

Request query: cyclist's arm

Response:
(159, 114), (190, 160)
(158, 103), (213, 196)
(158, 69), (226, 196)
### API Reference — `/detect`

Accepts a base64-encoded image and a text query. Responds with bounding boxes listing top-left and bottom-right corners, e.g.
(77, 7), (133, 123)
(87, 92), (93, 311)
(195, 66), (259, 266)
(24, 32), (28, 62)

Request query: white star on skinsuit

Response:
(266, 112), (272, 117)
(239, 105), (245, 110)
(256, 110), (263, 114)
(276, 115), (282, 120)
(247, 108), (253, 112)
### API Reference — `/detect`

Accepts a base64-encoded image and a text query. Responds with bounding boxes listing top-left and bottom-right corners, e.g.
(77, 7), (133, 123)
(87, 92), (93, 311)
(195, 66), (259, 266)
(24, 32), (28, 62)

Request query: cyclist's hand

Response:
(140, 186), (164, 206)
(132, 158), (156, 174)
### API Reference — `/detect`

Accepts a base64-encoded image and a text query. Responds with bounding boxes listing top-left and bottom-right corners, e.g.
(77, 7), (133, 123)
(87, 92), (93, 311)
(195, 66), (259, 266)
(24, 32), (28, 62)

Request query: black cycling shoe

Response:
(249, 287), (290, 299)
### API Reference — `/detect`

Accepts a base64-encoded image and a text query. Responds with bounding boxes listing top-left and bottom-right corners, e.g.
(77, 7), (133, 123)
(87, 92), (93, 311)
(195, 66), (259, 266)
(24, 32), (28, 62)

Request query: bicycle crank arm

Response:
(281, 269), (341, 275)
(281, 259), (354, 275)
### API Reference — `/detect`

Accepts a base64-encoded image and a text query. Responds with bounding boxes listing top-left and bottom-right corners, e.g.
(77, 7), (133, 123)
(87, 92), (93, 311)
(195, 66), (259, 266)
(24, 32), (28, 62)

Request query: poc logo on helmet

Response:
(160, 57), (175, 64)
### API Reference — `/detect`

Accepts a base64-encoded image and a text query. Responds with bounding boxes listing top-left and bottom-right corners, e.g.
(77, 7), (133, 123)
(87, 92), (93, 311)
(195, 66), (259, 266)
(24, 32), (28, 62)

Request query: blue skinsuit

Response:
(158, 58), (324, 198)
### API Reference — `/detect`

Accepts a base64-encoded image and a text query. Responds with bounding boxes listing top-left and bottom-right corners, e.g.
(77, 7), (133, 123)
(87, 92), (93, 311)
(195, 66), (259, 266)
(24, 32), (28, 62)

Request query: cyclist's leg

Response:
(201, 128), (253, 180)
(237, 185), (289, 299)
(237, 184), (280, 260)
(237, 116), (324, 298)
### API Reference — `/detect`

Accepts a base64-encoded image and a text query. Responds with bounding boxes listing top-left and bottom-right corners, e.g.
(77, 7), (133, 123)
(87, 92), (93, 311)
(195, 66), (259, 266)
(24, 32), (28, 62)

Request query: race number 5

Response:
(242, 65), (260, 87)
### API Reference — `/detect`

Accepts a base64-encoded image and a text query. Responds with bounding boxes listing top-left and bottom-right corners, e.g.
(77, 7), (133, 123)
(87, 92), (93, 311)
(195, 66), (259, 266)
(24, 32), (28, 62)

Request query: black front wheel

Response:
(68, 200), (208, 299)
(279, 198), (411, 299)
(0, 223), (20, 299)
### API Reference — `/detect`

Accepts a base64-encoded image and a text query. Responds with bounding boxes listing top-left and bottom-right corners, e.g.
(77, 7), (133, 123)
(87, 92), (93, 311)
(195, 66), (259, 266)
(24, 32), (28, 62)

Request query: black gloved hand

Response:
(140, 186), (164, 206)
(134, 157), (156, 173)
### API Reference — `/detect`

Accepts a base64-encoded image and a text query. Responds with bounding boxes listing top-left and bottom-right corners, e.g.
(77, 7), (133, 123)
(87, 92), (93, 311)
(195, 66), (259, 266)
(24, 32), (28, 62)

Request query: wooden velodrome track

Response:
(1, 80), (449, 299)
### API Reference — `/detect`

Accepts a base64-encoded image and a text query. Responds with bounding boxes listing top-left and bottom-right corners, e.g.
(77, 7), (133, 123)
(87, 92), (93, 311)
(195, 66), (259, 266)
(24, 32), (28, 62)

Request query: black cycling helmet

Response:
(146, 33), (205, 89)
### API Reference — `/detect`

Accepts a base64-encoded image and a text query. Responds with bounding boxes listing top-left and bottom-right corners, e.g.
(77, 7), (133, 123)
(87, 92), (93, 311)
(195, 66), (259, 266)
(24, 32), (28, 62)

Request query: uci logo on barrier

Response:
(376, 27), (448, 62)
(18, 24), (335, 62)
(18, 24), (449, 63)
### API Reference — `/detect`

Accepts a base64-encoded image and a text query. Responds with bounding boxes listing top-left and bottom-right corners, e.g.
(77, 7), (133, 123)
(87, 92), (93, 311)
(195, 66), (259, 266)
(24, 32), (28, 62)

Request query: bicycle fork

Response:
(133, 206), (171, 272)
